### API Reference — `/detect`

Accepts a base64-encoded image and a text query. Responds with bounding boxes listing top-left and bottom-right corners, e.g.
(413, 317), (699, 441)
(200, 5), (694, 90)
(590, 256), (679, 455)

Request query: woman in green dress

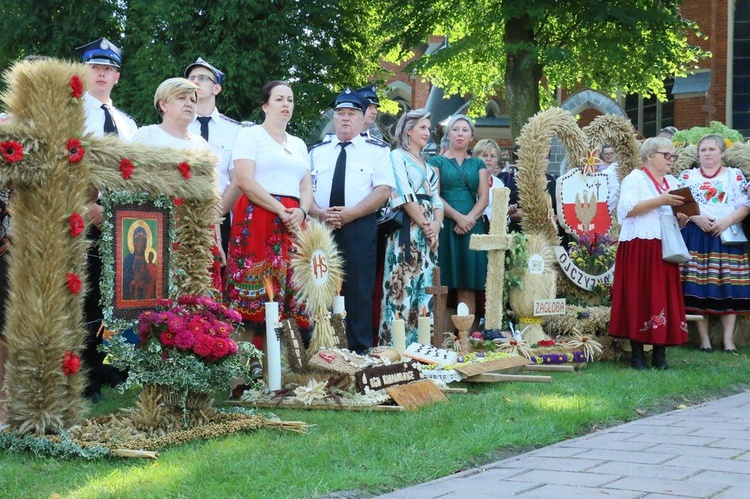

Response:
(428, 114), (489, 320)
(379, 109), (444, 346)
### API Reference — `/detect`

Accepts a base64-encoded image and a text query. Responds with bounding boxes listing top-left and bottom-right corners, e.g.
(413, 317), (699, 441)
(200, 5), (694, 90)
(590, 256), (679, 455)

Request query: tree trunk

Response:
(504, 13), (543, 141)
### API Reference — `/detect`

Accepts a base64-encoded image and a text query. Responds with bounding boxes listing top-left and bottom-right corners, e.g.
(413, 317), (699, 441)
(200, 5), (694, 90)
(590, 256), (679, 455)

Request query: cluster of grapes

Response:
(481, 328), (504, 341)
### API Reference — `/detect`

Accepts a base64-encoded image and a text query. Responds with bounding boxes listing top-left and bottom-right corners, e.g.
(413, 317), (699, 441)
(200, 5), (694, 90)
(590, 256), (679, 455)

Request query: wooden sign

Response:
(387, 380), (447, 409)
(355, 362), (423, 394)
(533, 298), (567, 316)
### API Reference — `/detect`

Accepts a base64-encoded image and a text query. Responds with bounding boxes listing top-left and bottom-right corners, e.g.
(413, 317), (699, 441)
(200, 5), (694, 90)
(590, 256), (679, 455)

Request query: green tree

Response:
(376, 0), (708, 139)
(0, 1), (386, 140)
(0, 0), (121, 71)
(119, 0), (385, 138)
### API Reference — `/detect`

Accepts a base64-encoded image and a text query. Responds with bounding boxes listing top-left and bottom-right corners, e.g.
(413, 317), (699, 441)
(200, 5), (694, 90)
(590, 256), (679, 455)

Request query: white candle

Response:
(457, 302), (469, 316)
(332, 295), (346, 315)
(265, 301), (282, 391)
(392, 318), (406, 354)
(417, 316), (431, 345)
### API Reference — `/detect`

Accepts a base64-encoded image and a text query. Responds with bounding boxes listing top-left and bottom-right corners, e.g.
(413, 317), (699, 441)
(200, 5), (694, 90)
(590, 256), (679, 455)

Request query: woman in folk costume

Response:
(609, 137), (688, 370)
(677, 134), (750, 354)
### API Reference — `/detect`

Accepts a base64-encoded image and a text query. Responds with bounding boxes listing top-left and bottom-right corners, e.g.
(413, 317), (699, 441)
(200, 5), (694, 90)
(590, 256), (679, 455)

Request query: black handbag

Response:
(377, 206), (405, 235)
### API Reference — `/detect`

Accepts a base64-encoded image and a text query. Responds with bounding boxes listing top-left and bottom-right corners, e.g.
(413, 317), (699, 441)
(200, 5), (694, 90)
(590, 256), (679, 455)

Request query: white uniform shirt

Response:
(188, 108), (242, 194)
(82, 92), (137, 141)
(309, 134), (394, 209)
(232, 125), (309, 199)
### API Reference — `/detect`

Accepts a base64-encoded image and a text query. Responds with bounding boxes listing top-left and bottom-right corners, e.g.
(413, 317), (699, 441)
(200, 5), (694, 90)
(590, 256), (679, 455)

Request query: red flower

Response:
(67, 139), (86, 163)
(1, 141), (23, 163)
(178, 162), (191, 179)
(173, 197), (184, 206)
(66, 273), (82, 294)
(69, 213), (85, 237)
(119, 158), (134, 180)
(62, 350), (81, 376)
(69, 75), (84, 99)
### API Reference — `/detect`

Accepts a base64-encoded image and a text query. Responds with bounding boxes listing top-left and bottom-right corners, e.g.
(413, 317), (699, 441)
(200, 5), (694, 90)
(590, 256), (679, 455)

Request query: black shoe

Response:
(725, 349), (738, 355)
(699, 347), (713, 353)
(652, 346), (670, 370)
(631, 341), (648, 370)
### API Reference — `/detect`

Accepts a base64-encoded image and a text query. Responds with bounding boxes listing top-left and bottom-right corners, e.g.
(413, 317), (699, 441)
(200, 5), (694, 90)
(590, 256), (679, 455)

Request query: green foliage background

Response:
(0, 0), (387, 139)
(0, 1), (709, 141)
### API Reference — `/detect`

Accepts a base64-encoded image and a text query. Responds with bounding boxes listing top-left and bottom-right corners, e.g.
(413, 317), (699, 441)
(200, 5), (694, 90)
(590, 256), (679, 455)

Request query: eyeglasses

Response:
(655, 151), (678, 161)
(188, 75), (217, 84)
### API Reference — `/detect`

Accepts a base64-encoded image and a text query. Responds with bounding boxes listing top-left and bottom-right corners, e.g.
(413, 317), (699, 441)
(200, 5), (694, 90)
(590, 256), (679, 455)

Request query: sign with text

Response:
(533, 298), (567, 316)
(355, 362), (423, 394)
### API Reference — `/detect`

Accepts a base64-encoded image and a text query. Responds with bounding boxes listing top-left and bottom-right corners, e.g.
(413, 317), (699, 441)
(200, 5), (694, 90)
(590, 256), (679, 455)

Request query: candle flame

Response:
(396, 311), (400, 320)
(422, 306), (428, 317)
(264, 274), (275, 301)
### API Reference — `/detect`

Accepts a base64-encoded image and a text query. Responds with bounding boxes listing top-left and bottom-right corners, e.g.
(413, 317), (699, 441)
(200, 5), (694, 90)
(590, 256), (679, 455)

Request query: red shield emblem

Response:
(556, 169), (613, 238)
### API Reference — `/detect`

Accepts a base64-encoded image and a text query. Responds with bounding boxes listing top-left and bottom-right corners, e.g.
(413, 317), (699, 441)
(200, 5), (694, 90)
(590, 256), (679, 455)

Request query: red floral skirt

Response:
(609, 238), (687, 346)
(225, 194), (308, 327)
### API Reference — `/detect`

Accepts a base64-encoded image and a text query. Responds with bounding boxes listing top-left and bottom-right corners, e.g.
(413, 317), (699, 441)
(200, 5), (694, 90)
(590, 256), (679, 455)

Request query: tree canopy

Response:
(0, 1), (710, 140)
(375, 0), (709, 138)
(0, 0), (386, 139)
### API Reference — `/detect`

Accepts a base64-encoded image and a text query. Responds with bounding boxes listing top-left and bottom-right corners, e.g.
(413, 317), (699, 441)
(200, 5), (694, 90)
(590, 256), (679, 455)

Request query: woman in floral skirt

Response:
(225, 81), (311, 339)
(379, 109), (444, 345)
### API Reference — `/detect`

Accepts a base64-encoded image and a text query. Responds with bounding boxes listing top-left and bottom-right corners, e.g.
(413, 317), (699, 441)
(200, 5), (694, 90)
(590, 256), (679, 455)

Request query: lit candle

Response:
(417, 307), (431, 345)
(265, 300), (281, 391)
(332, 295), (346, 315)
(392, 312), (406, 355)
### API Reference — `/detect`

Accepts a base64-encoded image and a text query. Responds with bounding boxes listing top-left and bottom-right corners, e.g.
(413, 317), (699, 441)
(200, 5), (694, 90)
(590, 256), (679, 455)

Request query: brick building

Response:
(382, 1), (749, 141)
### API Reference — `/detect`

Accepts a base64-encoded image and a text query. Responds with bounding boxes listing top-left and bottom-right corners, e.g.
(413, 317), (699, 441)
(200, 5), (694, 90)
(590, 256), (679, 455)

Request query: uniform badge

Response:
(100, 39), (109, 50)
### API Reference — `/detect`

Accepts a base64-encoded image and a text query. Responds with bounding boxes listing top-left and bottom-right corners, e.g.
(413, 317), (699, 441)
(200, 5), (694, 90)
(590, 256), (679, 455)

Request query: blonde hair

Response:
(473, 139), (501, 159)
(640, 136), (673, 163)
(154, 77), (198, 116)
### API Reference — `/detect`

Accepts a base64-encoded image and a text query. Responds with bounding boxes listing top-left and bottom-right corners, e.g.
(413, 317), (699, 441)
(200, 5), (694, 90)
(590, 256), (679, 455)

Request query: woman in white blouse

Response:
(225, 81), (312, 339)
(608, 137), (688, 370)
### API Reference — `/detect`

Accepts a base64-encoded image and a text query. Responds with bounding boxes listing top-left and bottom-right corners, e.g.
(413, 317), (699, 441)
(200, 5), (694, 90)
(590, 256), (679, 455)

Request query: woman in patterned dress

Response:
(677, 134), (750, 354)
(379, 109), (444, 345)
(428, 115), (488, 320)
(225, 81), (311, 340)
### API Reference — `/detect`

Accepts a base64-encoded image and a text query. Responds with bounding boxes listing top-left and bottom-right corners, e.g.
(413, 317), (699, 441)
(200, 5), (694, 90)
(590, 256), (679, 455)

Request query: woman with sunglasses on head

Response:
(677, 134), (750, 354)
(609, 137), (688, 370)
(378, 109), (444, 346)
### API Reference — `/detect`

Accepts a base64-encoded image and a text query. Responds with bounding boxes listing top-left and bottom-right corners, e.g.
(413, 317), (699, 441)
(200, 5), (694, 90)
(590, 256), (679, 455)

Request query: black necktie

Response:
(197, 116), (211, 141)
(329, 141), (351, 207)
(101, 104), (118, 135)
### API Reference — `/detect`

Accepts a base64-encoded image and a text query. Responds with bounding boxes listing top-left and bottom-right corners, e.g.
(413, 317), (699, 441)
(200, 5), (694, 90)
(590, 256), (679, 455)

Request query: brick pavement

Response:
(379, 391), (750, 498)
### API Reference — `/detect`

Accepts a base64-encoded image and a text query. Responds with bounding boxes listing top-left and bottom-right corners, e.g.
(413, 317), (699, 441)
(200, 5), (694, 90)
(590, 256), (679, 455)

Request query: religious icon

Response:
(106, 199), (171, 325)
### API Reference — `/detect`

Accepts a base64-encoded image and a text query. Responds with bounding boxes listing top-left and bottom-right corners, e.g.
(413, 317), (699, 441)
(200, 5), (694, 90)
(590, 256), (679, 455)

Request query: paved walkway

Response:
(380, 391), (750, 498)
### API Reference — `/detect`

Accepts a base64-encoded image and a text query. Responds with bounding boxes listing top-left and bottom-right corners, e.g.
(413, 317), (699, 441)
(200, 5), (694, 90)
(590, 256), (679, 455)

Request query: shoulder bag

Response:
(643, 170), (691, 263)
(718, 170), (748, 245)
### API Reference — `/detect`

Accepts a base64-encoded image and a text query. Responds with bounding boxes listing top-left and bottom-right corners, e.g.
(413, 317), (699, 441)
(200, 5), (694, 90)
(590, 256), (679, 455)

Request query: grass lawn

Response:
(1, 346), (748, 498)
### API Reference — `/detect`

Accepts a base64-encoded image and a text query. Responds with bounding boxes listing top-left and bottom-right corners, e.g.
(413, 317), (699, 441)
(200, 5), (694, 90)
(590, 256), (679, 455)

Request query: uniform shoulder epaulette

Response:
(240, 121), (256, 128)
(308, 134), (334, 152)
(365, 137), (389, 148)
(219, 113), (242, 126)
